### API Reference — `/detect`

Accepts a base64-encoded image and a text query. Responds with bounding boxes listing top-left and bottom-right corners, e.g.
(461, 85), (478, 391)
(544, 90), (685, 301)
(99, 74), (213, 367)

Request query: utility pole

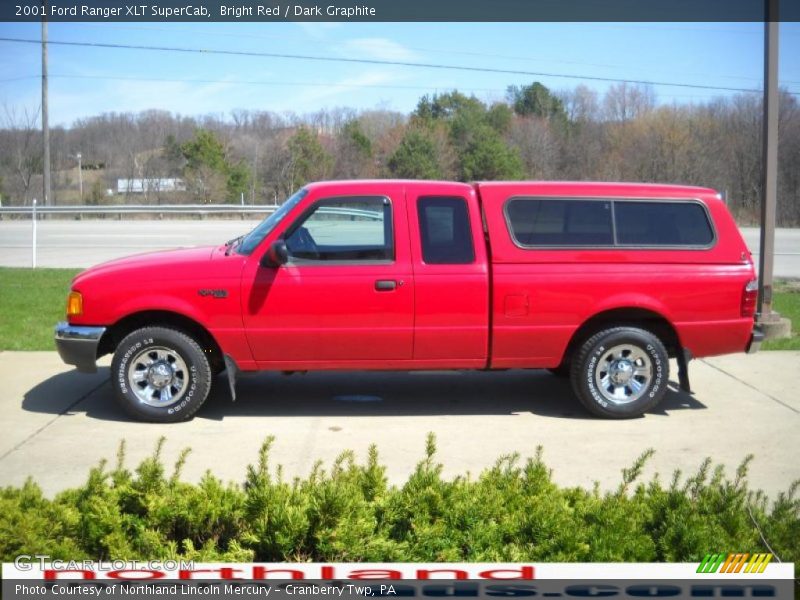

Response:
(41, 7), (51, 207)
(757, 0), (791, 338)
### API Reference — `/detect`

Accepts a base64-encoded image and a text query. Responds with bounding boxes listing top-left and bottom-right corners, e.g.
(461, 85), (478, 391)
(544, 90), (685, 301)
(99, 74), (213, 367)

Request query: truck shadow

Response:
(22, 368), (705, 422)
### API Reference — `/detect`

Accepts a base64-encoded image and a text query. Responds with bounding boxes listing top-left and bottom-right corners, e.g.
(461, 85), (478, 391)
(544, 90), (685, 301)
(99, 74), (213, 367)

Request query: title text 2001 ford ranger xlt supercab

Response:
(55, 180), (763, 422)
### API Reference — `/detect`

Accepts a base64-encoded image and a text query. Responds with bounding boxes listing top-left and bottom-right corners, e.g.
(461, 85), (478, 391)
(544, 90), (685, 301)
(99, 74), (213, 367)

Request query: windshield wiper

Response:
(224, 235), (245, 256)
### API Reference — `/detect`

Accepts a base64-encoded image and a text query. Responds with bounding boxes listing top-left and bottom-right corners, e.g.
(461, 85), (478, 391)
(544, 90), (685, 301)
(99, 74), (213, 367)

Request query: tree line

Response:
(1, 81), (798, 225)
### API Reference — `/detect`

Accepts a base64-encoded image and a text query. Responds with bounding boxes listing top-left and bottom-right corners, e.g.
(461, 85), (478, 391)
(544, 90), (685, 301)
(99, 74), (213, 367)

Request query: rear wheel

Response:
(111, 326), (212, 422)
(570, 326), (669, 419)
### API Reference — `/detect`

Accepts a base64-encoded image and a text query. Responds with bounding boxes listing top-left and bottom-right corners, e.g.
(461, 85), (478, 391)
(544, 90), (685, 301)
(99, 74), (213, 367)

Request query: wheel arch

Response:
(98, 310), (225, 373)
(560, 307), (682, 368)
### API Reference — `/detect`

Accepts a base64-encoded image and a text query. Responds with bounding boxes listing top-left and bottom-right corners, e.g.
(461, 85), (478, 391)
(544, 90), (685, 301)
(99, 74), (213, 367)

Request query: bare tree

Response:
(507, 115), (558, 179)
(559, 85), (601, 123)
(1, 104), (42, 205)
(603, 83), (656, 122)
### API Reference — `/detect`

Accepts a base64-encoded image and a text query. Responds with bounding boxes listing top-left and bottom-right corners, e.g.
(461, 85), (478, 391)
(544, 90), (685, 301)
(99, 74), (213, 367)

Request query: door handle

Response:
(375, 280), (397, 291)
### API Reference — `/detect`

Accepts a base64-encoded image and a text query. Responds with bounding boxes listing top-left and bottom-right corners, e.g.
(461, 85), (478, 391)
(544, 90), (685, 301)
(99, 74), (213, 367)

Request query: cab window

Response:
(284, 196), (393, 262)
(418, 196), (475, 264)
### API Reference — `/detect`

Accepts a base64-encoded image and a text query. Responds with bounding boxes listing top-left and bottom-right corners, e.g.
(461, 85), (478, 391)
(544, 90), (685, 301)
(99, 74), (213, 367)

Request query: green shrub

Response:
(0, 435), (797, 568)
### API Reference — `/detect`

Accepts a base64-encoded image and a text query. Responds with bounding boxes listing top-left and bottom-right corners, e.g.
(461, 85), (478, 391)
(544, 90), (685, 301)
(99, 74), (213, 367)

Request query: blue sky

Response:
(1, 21), (799, 126)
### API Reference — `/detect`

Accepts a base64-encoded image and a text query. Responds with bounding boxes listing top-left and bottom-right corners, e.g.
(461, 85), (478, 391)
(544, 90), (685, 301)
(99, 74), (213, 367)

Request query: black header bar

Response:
(3, 0), (800, 23)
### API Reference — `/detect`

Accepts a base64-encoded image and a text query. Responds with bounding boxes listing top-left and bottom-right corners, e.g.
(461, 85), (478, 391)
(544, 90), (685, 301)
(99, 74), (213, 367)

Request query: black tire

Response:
(570, 326), (669, 419)
(111, 326), (212, 422)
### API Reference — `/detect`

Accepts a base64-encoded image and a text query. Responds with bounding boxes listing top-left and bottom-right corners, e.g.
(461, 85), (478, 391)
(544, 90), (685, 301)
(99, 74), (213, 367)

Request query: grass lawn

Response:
(762, 281), (800, 350)
(0, 268), (80, 351)
(0, 267), (798, 351)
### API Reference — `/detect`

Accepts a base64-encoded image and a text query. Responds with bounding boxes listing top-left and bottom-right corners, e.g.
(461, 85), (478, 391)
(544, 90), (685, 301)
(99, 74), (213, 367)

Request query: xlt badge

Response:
(198, 289), (228, 299)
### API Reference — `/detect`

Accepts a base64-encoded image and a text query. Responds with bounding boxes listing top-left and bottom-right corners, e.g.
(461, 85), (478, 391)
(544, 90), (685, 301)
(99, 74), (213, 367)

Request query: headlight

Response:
(66, 291), (83, 317)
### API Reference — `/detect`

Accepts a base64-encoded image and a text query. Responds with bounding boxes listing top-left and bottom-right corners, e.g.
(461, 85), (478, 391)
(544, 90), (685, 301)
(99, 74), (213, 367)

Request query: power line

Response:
(71, 22), (780, 84)
(0, 76), (39, 83)
(45, 73), (740, 100)
(1, 69), (782, 100)
(2, 35), (797, 97)
(578, 22), (800, 38)
(90, 23), (640, 69)
(50, 73), (505, 93)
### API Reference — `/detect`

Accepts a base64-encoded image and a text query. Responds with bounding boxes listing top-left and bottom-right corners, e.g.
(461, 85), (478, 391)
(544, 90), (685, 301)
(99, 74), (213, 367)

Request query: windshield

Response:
(237, 188), (308, 255)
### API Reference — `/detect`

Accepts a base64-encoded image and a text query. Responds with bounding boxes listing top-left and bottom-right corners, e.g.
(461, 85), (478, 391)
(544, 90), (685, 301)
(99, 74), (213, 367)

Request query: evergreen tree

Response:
(460, 125), (524, 181)
(287, 126), (333, 189)
(413, 91), (523, 181)
(387, 129), (442, 179)
(179, 129), (252, 203)
(508, 82), (568, 123)
(181, 130), (227, 173)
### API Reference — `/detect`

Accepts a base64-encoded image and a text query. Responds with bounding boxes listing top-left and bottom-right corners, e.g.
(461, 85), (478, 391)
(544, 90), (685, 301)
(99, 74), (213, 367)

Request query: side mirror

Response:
(260, 240), (289, 268)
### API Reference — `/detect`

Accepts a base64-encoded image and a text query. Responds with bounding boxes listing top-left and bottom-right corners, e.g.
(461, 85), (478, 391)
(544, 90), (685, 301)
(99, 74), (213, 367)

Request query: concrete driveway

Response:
(0, 351), (798, 498)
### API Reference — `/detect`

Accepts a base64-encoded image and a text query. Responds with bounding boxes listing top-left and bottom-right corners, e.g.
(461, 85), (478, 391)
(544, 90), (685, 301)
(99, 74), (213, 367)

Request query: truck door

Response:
(406, 186), (490, 367)
(242, 185), (414, 366)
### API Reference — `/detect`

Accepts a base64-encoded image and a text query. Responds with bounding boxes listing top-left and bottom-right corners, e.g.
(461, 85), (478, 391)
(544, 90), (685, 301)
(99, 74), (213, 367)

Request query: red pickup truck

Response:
(55, 180), (762, 422)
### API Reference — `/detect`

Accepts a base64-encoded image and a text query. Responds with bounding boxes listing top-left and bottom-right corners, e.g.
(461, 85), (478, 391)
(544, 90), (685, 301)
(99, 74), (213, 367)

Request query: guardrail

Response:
(2, 202), (384, 268)
(316, 207), (384, 220)
(0, 204), (280, 217)
(0, 204), (383, 220)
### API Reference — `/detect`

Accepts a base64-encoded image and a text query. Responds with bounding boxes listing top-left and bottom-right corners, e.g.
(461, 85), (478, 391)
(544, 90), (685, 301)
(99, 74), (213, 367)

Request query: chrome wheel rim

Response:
(127, 346), (189, 407)
(594, 344), (652, 405)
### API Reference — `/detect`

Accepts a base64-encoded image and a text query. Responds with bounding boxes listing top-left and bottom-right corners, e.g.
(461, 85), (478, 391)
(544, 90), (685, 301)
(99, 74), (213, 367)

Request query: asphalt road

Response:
(0, 350), (798, 497)
(0, 220), (799, 277)
(0, 219), (261, 268)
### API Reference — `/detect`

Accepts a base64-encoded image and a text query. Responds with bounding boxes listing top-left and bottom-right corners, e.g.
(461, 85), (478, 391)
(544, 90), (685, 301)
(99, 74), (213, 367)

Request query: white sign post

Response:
(31, 198), (37, 269)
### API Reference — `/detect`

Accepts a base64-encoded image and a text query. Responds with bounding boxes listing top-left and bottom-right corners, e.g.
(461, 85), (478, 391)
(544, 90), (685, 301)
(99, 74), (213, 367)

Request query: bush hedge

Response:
(0, 435), (797, 566)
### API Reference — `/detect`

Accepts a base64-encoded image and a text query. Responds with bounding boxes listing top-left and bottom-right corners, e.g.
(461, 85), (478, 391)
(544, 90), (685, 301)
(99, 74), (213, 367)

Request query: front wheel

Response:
(570, 327), (669, 419)
(111, 326), (212, 422)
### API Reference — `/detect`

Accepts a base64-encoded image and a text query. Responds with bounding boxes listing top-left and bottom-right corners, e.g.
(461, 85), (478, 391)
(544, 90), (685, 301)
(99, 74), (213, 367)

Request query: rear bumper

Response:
(746, 326), (765, 354)
(54, 322), (106, 373)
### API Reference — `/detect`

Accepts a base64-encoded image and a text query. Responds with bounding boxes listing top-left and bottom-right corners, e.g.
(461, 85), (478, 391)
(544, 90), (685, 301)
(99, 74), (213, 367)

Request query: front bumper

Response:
(54, 322), (106, 373)
(746, 326), (765, 354)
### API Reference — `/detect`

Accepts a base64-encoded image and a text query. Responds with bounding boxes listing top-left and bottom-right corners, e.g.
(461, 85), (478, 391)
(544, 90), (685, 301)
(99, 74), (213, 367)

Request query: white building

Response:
(116, 178), (185, 194)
